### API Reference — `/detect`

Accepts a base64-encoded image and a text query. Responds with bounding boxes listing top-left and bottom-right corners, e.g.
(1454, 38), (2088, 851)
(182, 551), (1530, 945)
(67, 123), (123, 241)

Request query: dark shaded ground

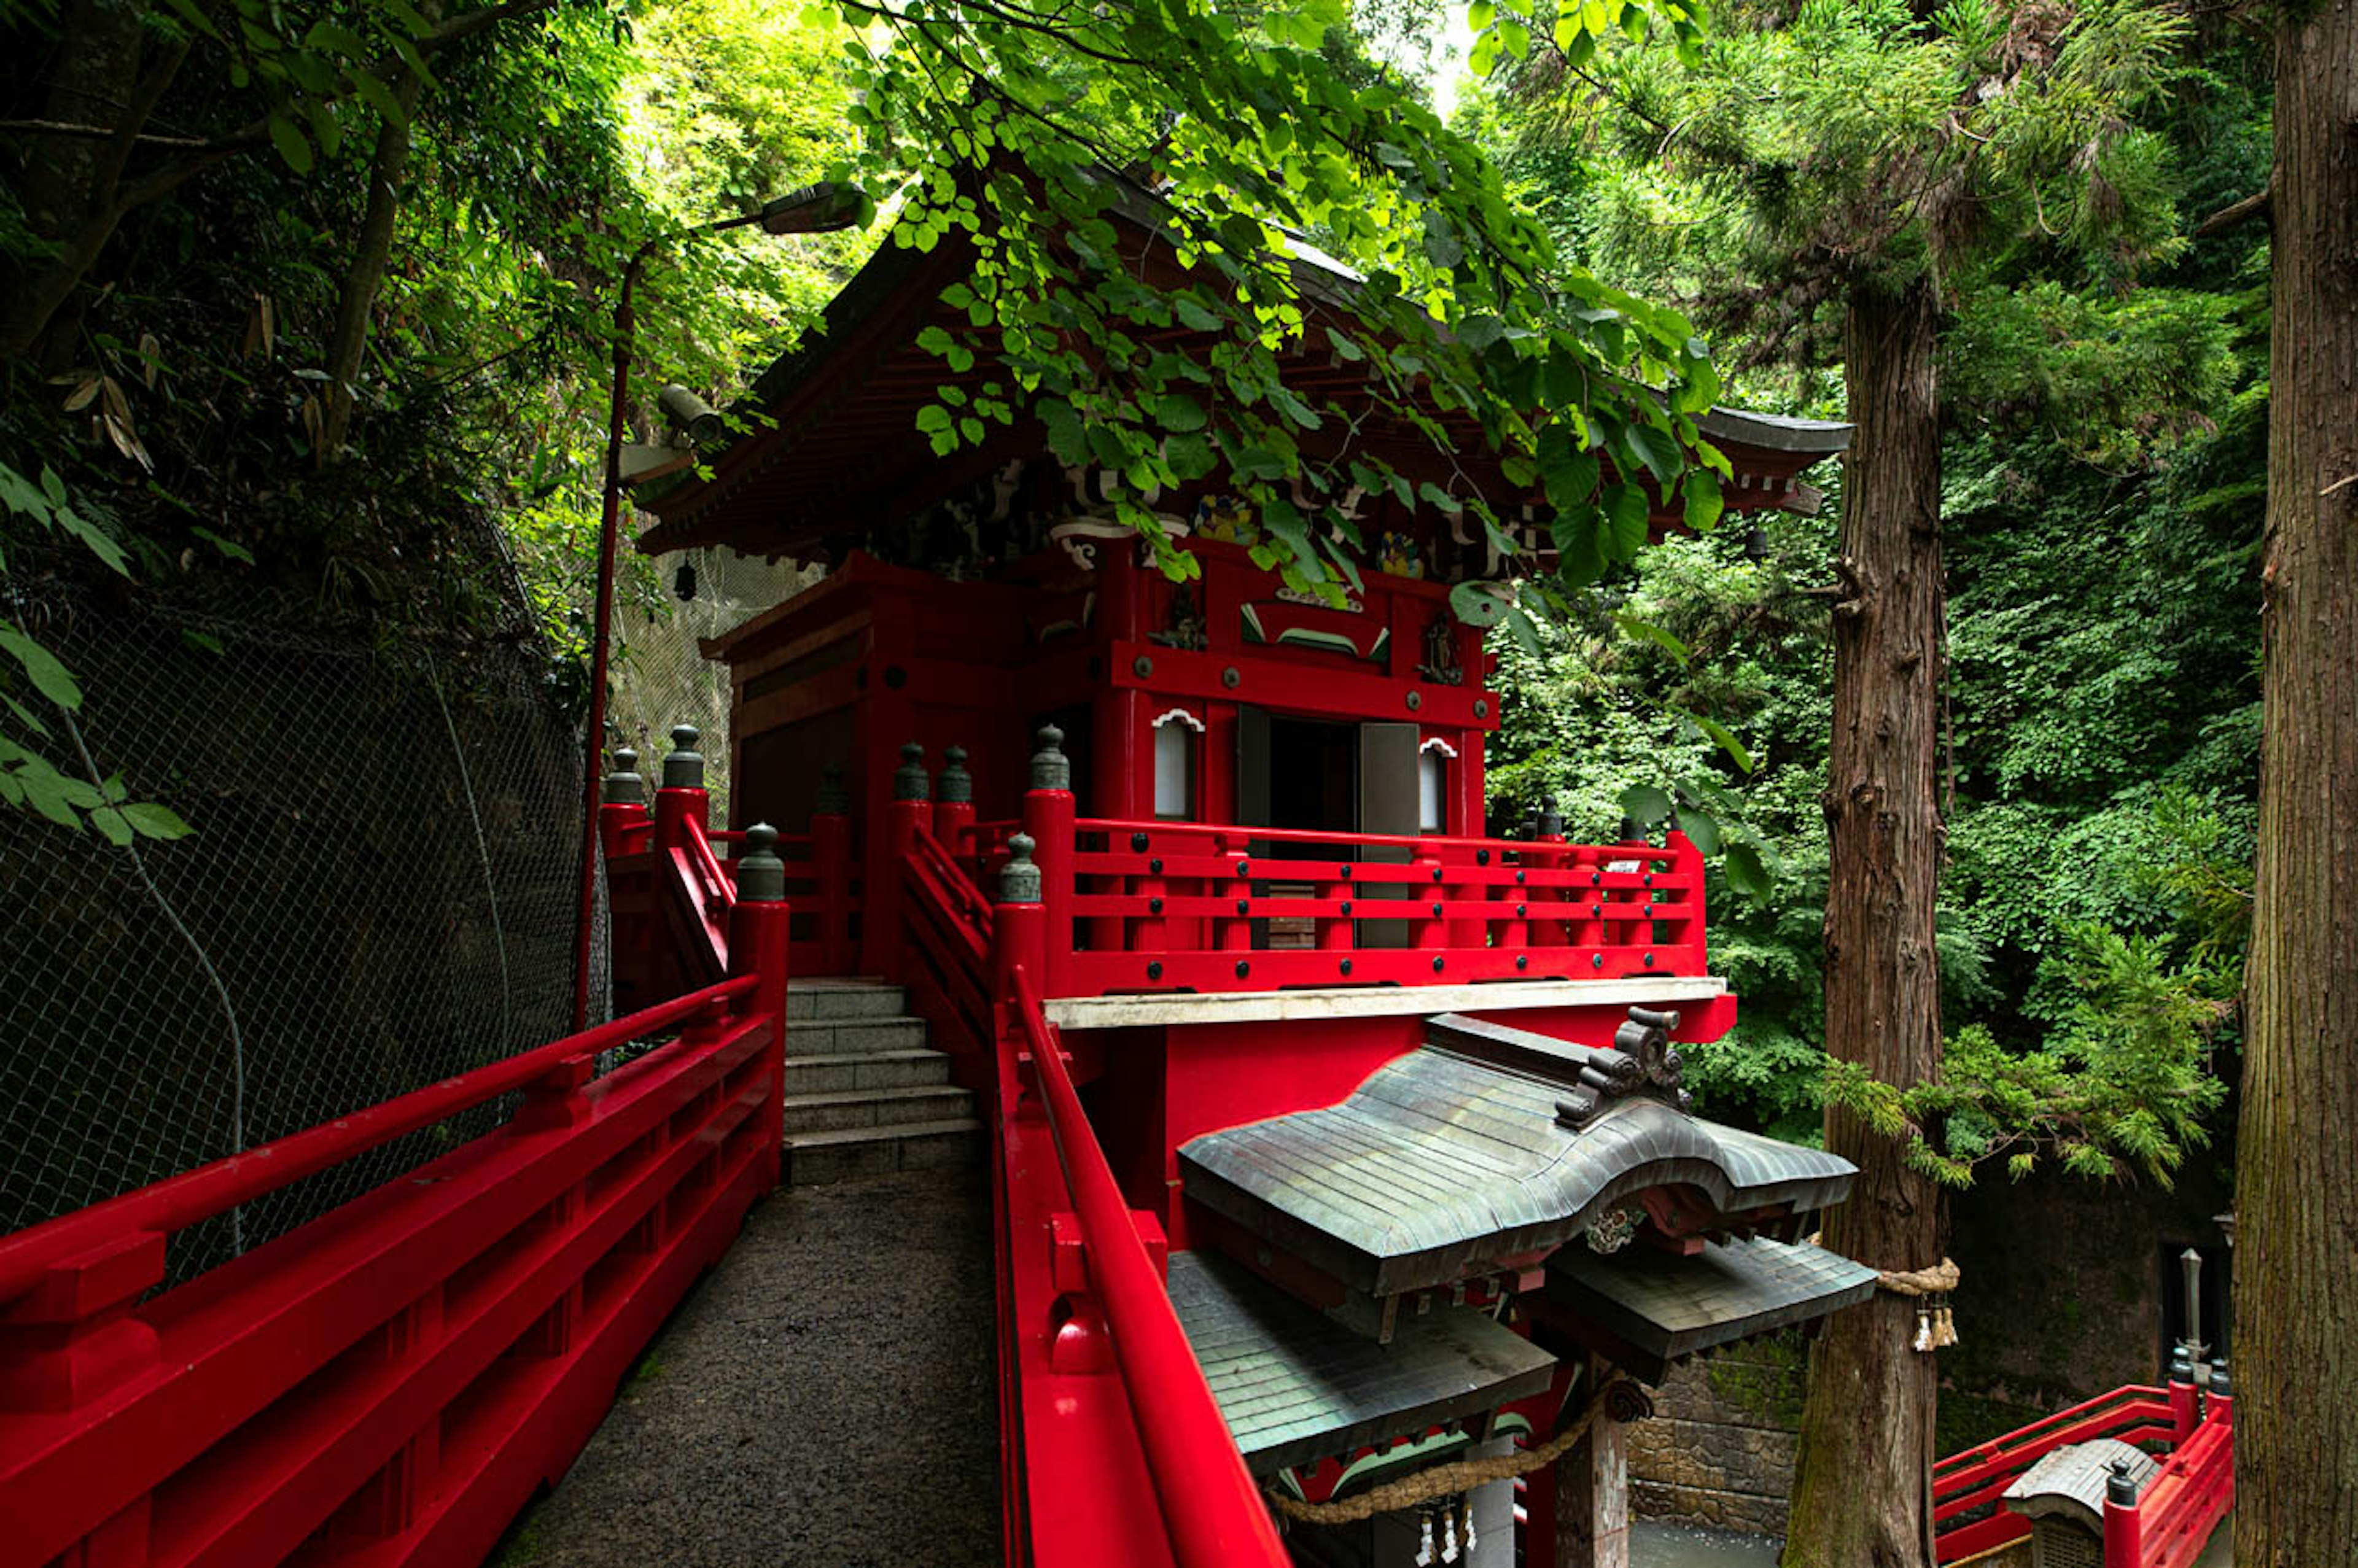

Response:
(497, 1170), (1002, 1567)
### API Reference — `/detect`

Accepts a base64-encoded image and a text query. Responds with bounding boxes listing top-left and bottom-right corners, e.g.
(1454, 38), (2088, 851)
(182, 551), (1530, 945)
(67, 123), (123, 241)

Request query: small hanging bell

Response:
(1415, 1505), (1436, 1567)
(1461, 1494), (1478, 1554)
(1441, 1498), (1460, 1564)
(1913, 1306), (1934, 1353)
(1940, 1301), (1959, 1347)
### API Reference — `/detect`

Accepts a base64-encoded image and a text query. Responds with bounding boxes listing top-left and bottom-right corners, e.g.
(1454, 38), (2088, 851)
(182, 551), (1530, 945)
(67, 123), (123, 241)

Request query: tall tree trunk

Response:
(2235, 0), (2358, 1558)
(1782, 273), (1946, 1568)
(317, 68), (426, 467)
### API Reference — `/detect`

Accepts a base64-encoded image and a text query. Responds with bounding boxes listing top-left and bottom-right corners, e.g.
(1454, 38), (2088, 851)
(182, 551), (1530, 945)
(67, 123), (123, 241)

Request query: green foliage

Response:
(0, 460), (192, 841)
(822, 0), (1737, 619)
(1826, 921), (2229, 1189)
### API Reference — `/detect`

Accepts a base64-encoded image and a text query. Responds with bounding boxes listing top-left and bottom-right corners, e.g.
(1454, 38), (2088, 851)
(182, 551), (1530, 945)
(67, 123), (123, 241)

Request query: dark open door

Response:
(1358, 721), (1420, 950)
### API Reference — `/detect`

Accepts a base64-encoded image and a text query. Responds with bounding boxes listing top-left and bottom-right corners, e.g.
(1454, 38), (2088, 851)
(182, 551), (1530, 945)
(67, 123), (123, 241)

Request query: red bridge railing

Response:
(887, 798), (1285, 1568)
(0, 864), (794, 1568)
(1932, 1370), (2233, 1567)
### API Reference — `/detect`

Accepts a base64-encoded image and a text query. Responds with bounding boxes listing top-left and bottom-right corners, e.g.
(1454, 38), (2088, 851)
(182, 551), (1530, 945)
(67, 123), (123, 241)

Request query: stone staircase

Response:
(782, 979), (984, 1184)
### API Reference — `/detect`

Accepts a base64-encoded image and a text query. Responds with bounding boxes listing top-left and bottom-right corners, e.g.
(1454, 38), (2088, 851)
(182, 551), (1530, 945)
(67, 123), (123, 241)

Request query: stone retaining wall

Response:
(1625, 1337), (1807, 1537)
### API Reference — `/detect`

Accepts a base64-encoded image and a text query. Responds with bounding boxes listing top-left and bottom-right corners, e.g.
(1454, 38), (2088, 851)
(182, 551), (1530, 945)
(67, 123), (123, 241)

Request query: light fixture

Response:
(657, 384), (725, 446)
(573, 182), (868, 1028)
(1744, 525), (1770, 563)
(674, 561), (698, 602)
(755, 181), (866, 235)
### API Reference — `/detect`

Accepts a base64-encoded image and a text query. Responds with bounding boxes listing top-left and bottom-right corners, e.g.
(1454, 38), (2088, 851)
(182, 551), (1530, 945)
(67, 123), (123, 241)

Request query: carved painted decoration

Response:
(1417, 615), (1465, 686)
(1150, 581), (1208, 652)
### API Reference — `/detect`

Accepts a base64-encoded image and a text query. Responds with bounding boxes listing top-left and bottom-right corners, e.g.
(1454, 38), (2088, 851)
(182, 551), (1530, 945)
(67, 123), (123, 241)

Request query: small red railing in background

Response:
(1931, 1372), (2233, 1567)
(2104, 1383), (2233, 1568)
(1933, 1383), (2178, 1561)
(0, 869), (793, 1568)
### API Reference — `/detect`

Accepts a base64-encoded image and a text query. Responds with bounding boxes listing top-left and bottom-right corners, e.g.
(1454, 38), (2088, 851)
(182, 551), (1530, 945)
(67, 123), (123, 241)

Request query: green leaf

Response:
(1683, 470), (1724, 534)
(1622, 421), (1684, 488)
(1691, 712), (1755, 774)
(122, 802), (193, 839)
(1620, 783), (1673, 828)
(1449, 580), (1512, 626)
(1674, 807), (1722, 855)
(89, 806), (134, 846)
(0, 628), (82, 709)
(1603, 482), (1651, 558)
(1613, 613), (1690, 667)
(1724, 842), (1773, 901)
(267, 114), (314, 175)
(190, 526), (254, 564)
(1156, 393), (1207, 432)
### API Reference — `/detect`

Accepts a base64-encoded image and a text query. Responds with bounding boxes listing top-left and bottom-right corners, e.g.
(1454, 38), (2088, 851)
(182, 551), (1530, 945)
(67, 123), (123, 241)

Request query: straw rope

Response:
(1875, 1257), (1961, 1297)
(1266, 1378), (1630, 1526)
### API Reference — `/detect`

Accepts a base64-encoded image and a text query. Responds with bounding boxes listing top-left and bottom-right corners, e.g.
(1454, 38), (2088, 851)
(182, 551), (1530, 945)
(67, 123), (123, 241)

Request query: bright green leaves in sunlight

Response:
(822, 0), (1734, 619)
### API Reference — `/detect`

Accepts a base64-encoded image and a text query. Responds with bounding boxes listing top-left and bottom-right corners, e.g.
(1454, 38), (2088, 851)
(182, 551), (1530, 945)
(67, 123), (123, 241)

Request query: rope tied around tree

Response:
(1875, 1256), (1961, 1351)
(1264, 1376), (1636, 1526)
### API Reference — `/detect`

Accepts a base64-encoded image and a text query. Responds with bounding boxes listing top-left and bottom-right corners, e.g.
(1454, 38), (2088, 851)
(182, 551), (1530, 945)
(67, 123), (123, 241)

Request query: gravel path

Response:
(496, 1170), (1002, 1568)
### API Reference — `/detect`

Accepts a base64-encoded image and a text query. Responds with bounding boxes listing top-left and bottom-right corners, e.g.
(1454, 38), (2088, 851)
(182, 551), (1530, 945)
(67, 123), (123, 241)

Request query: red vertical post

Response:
(1664, 828), (1705, 972)
(598, 747), (653, 861)
(652, 724), (711, 855)
(812, 762), (854, 976)
(1021, 725), (1076, 997)
(989, 834), (1050, 1124)
(730, 823), (794, 1189)
(881, 742), (931, 987)
(1412, 839), (1447, 955)
(2168, 1345), (2200, 1443)
(2102, 1457), (2144, 1568)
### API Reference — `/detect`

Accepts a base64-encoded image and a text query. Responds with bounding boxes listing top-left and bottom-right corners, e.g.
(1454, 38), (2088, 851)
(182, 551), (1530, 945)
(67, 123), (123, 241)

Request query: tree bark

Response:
(1782, 273), (1947, 1568)
(2234, 0), (2358, 1559)
(317, 68), (426, 467)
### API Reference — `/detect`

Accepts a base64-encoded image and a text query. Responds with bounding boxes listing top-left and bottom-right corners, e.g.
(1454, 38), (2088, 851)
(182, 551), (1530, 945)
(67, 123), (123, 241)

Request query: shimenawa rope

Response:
(1265, 1378), (1629, 1526)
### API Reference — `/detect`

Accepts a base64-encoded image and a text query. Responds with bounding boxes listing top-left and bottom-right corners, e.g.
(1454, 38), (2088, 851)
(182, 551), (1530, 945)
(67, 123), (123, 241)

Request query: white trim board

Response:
(1043, 975), (1728, 1030)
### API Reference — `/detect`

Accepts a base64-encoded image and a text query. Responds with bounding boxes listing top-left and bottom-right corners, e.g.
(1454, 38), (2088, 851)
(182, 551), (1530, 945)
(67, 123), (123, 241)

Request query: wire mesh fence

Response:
(604, 543), (823, 823)
(0, 568), (606, 1281)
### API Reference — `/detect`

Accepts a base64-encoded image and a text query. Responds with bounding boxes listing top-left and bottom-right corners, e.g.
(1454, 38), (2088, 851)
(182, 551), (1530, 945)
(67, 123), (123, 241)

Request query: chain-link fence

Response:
(605, 543), (823, 823)
(0, 568), (605, 1281)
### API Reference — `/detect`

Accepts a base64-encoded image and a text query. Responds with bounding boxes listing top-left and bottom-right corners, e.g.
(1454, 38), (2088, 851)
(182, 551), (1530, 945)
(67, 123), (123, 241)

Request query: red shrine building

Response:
(617, 176), (1864, 1568)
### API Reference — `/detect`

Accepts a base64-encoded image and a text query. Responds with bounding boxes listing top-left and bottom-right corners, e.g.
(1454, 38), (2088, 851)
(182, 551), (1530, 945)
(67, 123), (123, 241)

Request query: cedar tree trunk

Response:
(2234, 0), (2358, 1557)
(1782, 272), (1947, 1568)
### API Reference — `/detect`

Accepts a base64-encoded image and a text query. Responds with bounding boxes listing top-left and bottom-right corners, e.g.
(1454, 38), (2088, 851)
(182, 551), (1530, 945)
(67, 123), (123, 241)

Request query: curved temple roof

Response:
(1180, 1027), (1858, 1303)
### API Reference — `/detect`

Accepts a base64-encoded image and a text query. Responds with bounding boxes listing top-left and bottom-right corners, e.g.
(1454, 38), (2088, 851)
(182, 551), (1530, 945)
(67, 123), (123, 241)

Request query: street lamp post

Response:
(571, 183), (864, 1030)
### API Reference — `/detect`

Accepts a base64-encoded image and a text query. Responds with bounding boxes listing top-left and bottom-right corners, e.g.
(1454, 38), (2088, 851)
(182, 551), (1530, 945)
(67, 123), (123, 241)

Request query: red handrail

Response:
(1008, 966), (1287, 1568)
(0, 976), (755, 1306)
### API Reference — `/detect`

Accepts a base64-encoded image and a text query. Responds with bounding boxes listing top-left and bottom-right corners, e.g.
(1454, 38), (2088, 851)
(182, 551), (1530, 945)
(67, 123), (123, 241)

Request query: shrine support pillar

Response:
(1555, 1410), (1629, 1568)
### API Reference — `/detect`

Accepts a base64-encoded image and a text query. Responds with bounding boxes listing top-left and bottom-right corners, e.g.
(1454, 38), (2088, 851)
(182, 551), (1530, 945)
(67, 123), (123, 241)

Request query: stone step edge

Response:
(788, 977), (892, 990)
(782, 1047), (947, 1069)
(787, 1015), (927, 1030)
(781, 1085), (975, 1110)
(784, 1117), (986, 1150)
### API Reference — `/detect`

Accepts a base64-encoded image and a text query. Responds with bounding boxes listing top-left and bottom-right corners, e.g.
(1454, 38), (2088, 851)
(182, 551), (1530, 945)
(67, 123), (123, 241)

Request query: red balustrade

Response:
(0, 881), (793, 1568)
(1931, 1376), (2234, 1566)
(1024, 815), (1703, 996)
(2105, 1389), (2234, 1568)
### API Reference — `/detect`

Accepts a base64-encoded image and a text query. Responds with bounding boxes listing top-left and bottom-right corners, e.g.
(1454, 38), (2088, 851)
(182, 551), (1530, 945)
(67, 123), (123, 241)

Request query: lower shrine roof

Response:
(2003, 1440), (2160, 1533)
(1543, 1235), (1879, 1383)
(1168, 1249), (1556, 1477)
(1179, 1025), (1858, 1302)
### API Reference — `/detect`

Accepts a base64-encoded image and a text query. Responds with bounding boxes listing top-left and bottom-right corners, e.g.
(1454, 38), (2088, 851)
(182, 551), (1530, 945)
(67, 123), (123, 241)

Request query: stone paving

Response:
(494, 1169), (1002, 1568)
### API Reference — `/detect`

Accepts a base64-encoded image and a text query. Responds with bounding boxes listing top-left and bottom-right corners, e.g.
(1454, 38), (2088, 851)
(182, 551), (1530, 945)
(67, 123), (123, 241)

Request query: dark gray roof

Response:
(1179, 1039), (1858, 1300)
(1168, 1249), (1557, 1477)
(1543, 1235), (1877, 1383)
(2003, 1440), (2159, 1533)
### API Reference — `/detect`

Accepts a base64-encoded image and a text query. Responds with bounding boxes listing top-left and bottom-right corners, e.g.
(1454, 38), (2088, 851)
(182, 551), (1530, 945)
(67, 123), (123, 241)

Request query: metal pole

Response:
(2179, 1245), (2206, 1364)
(572, 242), (655, 1031)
